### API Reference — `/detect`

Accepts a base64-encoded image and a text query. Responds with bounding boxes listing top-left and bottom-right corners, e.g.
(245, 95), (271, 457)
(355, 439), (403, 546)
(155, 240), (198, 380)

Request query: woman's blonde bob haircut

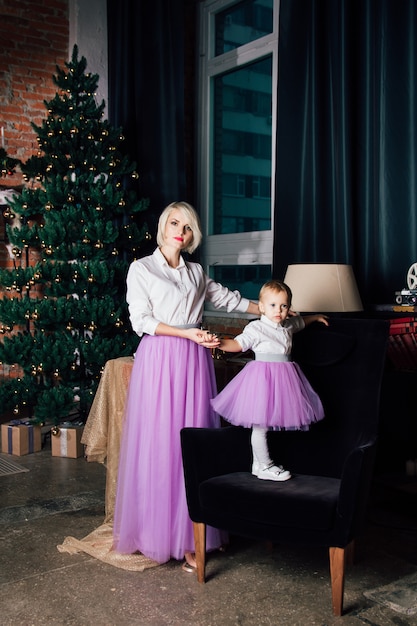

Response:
(156, 201), (203, 254)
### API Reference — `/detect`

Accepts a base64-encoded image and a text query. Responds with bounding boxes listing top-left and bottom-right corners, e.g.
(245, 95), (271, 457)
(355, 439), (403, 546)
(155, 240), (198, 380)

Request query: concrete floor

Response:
(0, 436), (417, 626)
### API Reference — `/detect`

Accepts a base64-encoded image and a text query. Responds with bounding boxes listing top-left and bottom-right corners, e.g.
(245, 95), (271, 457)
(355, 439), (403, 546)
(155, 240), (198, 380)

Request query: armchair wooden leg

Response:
(193, 522), (206, 583)
(329, 546), (346, 616)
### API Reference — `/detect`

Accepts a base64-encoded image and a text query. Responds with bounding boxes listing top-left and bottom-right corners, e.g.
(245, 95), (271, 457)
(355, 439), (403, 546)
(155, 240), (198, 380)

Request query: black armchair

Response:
(181, 318), (389, 616)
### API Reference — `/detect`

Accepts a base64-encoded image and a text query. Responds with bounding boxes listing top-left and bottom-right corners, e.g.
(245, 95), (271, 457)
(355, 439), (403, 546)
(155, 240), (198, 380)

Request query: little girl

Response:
(211, 279), (328, 481)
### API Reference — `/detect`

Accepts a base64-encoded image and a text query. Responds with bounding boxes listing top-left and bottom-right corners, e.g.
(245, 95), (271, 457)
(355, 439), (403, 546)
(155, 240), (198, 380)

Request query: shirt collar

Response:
(154, 247), (186, 270)
(260, 314), (287, 330)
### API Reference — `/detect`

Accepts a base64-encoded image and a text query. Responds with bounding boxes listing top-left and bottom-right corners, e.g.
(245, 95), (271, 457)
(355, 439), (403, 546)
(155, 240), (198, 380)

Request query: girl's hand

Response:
(302, 314), (329, 327)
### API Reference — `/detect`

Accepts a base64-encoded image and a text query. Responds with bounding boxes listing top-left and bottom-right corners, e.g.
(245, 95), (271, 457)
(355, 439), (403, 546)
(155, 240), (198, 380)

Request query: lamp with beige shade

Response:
(283, 264), (363, 313)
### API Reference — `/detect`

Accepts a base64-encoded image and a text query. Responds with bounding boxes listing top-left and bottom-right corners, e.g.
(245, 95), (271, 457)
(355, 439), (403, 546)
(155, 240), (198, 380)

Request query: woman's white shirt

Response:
(127, 248), (250, 336)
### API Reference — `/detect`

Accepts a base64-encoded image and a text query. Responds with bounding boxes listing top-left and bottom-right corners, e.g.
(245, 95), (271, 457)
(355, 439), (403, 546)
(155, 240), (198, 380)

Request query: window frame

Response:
(197, 0), (280, 310)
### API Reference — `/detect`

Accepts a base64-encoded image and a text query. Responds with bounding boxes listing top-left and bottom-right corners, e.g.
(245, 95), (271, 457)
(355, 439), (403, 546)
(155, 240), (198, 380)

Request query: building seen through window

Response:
(199, 0), (277, 299)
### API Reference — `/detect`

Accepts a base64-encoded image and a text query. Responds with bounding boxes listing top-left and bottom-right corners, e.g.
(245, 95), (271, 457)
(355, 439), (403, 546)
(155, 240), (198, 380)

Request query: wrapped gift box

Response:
(51, 423), (84, 458)
(1, 420), (42, 456)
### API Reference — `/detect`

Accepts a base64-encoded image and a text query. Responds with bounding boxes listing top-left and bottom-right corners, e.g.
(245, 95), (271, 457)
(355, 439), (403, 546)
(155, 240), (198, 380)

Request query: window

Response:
(198, 0), (278, 305)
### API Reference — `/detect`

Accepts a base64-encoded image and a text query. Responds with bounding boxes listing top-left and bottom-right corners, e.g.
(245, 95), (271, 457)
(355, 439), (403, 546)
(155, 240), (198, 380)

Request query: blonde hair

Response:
(156, 201), (202, 254)
(259, 279), (292, 306)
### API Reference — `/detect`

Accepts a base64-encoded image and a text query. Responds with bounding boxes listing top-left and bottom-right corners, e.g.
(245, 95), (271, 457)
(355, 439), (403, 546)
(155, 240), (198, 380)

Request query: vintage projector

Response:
(395, 262), (417, 304)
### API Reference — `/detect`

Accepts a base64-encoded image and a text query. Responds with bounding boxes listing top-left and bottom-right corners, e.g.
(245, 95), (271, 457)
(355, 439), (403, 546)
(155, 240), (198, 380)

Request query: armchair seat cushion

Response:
(199, 472), (341, 532)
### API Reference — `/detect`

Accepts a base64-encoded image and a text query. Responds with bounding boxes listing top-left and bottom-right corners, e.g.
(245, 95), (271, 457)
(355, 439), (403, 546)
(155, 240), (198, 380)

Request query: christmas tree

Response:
(0, 45), (150, 424)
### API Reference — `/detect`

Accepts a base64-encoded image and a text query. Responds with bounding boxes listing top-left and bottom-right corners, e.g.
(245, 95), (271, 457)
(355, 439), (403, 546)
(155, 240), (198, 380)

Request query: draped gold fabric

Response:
(57, 357), (158, 571)
(82, 356), (133, 524)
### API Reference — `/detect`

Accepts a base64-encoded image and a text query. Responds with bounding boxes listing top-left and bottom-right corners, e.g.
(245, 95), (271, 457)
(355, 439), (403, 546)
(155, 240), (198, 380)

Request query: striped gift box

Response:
(1, 421), (42, 456)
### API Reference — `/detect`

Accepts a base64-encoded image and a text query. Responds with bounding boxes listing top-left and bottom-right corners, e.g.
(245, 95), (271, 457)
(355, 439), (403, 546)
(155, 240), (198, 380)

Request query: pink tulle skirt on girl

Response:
(211, 359), (324, 429)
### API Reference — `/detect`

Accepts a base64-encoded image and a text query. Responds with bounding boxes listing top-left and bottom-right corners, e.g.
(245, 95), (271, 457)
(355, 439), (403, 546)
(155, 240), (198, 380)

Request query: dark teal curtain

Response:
(274, 0), (417, 306)
(107, 0), (190, 224)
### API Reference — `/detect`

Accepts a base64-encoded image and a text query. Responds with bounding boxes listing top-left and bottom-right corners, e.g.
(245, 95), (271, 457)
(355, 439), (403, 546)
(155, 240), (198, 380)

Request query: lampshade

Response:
(283, 264), (363, 312)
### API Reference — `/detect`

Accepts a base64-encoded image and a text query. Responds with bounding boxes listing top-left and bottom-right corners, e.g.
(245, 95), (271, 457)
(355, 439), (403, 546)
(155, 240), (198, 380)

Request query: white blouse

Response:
(234, 315), (305, 355)
(126, 248), (250, 336)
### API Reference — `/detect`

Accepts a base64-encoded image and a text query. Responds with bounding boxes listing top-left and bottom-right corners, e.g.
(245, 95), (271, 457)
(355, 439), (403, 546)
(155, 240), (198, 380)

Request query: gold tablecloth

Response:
(82, 356), (134, 523)
(57, 356), (158, 571)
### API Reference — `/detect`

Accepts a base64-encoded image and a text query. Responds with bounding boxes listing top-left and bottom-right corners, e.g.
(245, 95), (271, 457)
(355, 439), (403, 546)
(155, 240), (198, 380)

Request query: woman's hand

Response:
(186, 328), (221, 348)
(154, 322), (221, 347)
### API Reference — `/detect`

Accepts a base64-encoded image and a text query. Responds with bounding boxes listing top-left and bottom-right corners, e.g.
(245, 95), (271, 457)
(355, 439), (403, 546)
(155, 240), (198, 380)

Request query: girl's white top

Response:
(234, 315), (305, 355)
(127, 247), (250, 336)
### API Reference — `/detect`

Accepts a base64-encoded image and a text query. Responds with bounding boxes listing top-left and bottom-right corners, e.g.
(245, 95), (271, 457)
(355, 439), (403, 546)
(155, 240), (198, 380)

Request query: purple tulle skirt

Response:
(113, 335), (225, 563)
(211, 360), (324, 429)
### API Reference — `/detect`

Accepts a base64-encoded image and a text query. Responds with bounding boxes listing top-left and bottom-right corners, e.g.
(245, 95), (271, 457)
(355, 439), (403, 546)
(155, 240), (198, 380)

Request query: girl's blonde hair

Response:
(259, 279), (293, 306)
(156, 201), (203, 254)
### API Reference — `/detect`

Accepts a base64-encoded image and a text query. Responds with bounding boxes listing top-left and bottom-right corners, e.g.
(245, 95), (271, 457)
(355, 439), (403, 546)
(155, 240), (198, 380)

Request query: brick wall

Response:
(0, 0), (69, 258)
(0, 0), (69, 384)
(0, 0), (69, 176)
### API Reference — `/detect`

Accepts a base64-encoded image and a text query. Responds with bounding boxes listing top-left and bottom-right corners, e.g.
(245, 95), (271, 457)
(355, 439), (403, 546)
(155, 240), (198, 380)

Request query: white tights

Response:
(251, 426), (273, 467)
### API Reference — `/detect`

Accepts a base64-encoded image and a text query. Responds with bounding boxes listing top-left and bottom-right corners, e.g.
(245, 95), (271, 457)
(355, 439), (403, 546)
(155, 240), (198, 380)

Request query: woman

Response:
(113, 201), (259, 571)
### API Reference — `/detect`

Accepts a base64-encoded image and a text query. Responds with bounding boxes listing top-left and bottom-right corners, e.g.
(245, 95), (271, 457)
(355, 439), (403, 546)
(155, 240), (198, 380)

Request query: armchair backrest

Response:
(267, 318), (389, 478)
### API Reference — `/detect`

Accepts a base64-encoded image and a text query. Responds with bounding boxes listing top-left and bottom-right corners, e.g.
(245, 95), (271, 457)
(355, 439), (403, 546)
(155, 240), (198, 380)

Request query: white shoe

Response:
(256, 463), (291, 482)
